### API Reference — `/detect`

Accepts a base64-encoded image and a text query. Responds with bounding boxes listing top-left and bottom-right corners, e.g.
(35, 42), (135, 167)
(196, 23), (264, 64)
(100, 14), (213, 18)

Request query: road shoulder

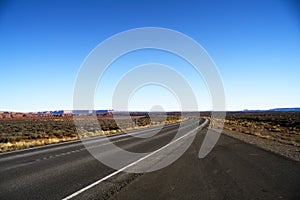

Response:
(222, 129), (300, 162)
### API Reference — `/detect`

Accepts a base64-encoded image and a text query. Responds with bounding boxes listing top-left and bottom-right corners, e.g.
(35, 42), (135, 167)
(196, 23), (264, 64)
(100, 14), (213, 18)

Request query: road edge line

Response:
(62, 118), (208, 200)
(0, 121), (182, 156)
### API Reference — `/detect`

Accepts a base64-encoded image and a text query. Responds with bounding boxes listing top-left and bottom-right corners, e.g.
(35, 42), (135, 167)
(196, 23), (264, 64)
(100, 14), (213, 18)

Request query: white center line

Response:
(62, 119), (208, 200)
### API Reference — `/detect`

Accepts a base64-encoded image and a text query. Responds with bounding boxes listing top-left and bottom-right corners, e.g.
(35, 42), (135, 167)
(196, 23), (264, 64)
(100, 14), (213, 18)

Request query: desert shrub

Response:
(53, 132), (63, 138)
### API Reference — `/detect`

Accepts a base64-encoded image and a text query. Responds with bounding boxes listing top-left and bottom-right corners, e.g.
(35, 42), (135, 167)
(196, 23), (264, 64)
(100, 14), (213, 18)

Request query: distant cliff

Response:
(243, 108), (300, 112)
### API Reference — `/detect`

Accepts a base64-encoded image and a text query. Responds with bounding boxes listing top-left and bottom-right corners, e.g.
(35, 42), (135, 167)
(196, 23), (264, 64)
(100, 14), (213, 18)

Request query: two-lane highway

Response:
(0, 118), (203, 199)
(1, 118), (300, 200)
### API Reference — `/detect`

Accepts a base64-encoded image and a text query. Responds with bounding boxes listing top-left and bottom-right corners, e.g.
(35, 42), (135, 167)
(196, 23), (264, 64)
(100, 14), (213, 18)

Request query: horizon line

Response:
(1, 107), (299, 113)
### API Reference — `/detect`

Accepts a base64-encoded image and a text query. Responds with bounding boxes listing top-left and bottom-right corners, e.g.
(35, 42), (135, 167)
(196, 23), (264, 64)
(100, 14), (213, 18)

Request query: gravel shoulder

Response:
(222, 129), (300, 162)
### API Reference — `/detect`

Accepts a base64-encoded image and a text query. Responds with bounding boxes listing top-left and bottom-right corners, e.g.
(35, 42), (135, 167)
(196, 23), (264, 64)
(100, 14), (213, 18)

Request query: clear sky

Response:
(0, 0), (299, 112)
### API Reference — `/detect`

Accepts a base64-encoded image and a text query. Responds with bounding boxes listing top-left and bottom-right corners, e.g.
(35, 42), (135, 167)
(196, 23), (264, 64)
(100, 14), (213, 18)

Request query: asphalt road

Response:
(108, 129), (300, 200)
(1, 118), (300, 200)
(0, 118), (202, 200)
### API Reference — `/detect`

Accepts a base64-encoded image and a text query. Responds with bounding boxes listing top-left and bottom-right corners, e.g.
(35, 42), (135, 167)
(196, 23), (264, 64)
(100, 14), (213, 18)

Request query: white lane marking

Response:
(0, 121), (199, 173)
(0, 122), (181, 158)
(1, 136), (158, 172)
(62, 119), (208, 200)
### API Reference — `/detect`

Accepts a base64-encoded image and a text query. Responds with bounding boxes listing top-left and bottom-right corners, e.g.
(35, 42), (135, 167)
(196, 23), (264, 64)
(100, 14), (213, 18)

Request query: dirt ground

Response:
(0, 113), (183, 152)
(0, 111), (299, 159)
(202, 111), (300, 161)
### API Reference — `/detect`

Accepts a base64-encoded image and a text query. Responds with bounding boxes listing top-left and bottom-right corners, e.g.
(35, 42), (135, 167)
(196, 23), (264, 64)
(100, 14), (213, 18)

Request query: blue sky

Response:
(0, 0), (299, 112)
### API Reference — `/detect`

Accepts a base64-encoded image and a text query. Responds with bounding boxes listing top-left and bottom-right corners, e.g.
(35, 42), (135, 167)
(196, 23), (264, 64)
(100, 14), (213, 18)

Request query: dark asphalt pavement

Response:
(109, 128), (300, 200)
(1, 118), (299, 200)
(0, 119), (201, 200)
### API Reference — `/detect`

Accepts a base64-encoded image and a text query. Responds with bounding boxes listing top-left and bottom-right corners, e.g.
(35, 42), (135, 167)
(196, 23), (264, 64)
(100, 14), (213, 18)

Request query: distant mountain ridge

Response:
(36, 108), (300, 113)
(0, 108), (299, 114)
(35, 110), (113, 115)
(269, 108), (300, 112)
(243, 108), (300, 112)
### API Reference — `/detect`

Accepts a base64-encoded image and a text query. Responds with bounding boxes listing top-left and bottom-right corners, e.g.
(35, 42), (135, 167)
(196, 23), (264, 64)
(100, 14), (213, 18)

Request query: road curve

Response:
(108, 128), (300, 200)
(1, 118), (300, 199)
(0, 118), (202, 200)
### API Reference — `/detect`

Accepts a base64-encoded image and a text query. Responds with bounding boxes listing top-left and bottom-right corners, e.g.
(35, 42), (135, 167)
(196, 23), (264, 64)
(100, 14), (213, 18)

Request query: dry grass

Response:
(204, 112), (300, 147)
(0, 137), (79, 152)
(0, 115), (186, 153)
